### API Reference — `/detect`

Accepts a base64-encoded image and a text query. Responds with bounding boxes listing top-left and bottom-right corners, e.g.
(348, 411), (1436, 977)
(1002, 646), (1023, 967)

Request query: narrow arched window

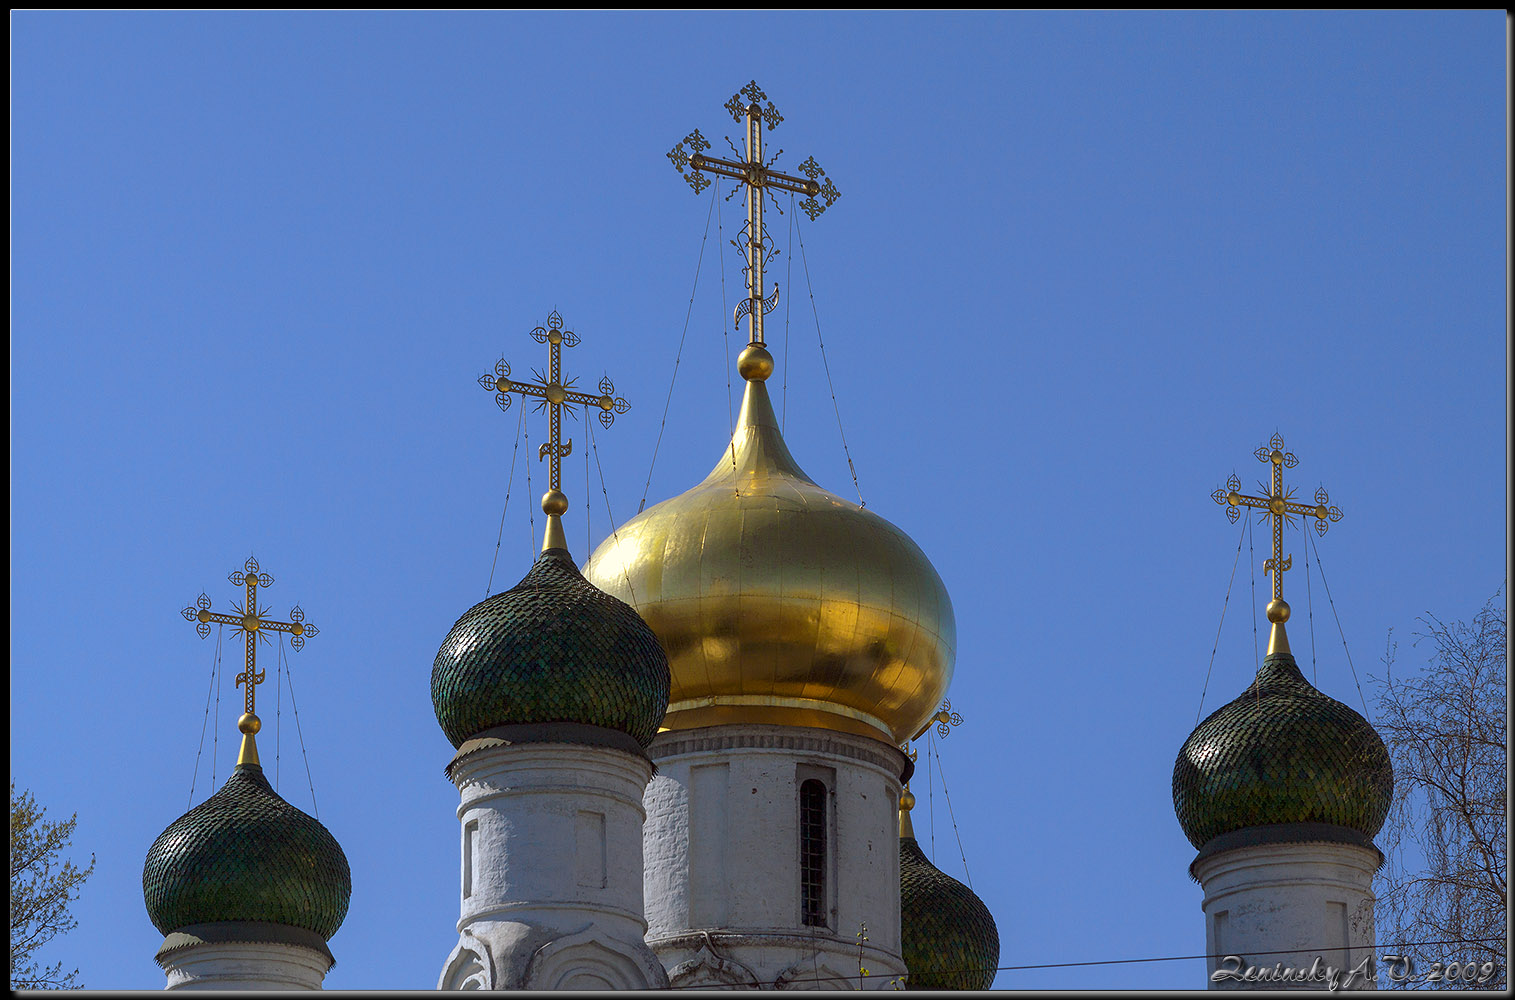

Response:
(800, 779), (828, 927)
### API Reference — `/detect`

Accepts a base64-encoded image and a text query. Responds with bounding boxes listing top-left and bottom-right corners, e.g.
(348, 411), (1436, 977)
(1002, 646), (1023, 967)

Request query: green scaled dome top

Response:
(431, 547), (671, 749)
(900, 833), (999, 989)
(1173, 651), (1393, 850)
(143, 763), (351, 940)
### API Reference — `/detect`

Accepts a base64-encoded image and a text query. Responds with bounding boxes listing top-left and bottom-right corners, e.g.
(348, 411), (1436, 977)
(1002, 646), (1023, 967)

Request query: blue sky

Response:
(10, 11), (1506, 990)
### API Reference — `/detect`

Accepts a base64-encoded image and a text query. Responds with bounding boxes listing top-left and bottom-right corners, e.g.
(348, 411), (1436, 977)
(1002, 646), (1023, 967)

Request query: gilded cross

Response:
(180, 556), (317, 719)
(1212, 433), (1343, 606)
(477, 310), (629, 497)
(667, 81), (841, 346)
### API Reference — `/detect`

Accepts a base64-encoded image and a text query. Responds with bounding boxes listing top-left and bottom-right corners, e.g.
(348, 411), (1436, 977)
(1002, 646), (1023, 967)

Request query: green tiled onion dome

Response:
(1173, 650), (1393, 850)
(143, 763), (351, 940)
(431, 547), (671, 749)
(900, 833), (999, 989)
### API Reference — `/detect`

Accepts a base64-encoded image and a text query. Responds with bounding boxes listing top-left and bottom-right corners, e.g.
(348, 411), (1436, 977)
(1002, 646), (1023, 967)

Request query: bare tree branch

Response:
(1372, 586), (1508, 990)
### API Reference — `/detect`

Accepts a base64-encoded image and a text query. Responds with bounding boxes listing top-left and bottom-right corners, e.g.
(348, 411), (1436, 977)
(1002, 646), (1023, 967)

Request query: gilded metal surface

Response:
(667, 82), (840, 344)
(582, 377), (955, 745)
(478, 311), (630, 505)
(1173, 650), (1393, 850)
(143, 762), (351, 939)
(1210, 433), (1344, 607)
(180, 557), (317, 717)
(431, 548), (670, 748)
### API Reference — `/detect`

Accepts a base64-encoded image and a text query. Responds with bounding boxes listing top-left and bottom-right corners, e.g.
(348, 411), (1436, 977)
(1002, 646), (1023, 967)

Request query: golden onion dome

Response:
(583, 346), (955, 745)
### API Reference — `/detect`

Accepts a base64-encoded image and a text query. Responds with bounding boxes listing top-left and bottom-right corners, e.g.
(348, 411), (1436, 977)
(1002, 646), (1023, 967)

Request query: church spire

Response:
(180, 556), (318, 766)
(667, 80), (840, 354)
(478, 310), (630, 556)
(1212, 433), (1343, 655)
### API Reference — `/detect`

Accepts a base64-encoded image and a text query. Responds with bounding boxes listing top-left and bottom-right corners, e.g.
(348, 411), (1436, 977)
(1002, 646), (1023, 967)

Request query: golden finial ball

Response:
(1266, 598), (1291, 624)
(900, 789), (916, 812)
(737, 344), (774, 382)
(542, 490), (569, 516)
(237, 713), (261, 735)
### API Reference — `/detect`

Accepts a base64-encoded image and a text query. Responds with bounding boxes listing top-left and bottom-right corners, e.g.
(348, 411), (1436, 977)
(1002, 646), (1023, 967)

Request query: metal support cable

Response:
(278, 634), (320, 818)
(1248, 515), (1260, 684)
(1196, 518), (1248, 723)
(188, 624), (225, 809)
(639, 183), (718, 515)
(485, 401), (526, 597)
(794, 216), (864, 506)
(930, 736), (974, 889)
(716, 180), (739, 494)
(1307, 531), (1373, 719)
(1303, 517), (1319, 684)
(587, 414), (637, 605)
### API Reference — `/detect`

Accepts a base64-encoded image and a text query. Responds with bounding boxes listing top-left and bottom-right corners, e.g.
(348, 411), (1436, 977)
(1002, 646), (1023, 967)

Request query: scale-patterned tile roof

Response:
(899, 835), (999, 990)
(431, 548), (670, 748)
(1173, 650), (1393, 850)
(142, 763), (350, 940)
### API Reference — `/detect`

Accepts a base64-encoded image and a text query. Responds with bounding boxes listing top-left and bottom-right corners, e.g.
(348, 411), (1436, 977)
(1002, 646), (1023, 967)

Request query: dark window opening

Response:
(800, 778), (828, 927)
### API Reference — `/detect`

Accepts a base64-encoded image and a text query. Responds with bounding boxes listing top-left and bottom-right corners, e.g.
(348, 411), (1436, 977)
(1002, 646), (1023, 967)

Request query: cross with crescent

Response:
(1212, 433), (1343, 650)
(667, 81), (841, 347)
(181, 556), (317, 761)
(478, 311), (629, 547)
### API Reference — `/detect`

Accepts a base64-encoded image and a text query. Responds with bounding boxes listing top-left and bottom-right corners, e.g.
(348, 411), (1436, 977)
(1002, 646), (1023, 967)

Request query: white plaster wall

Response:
(644, 725), (907, 989)
(158, 940), (330, 990)
(441, 741), (666, 990)
(1195, 840), (1380, 991)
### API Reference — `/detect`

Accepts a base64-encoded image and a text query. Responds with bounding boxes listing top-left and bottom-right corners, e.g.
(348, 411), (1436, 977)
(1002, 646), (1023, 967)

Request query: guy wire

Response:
(640, 182), (717, 515)
(716, 180), (739, 495)
(485, 400), (526, 597)
(783, 191), (795, 433)
(795, 216), (863, 506)
(1248, 515), (1259, 682)
(1308, 531), (1372, 719)
(523, 406), (535, 562)
(930, 734), (974, 889)
(279, 633), (320, 819)
(588, 415), (638, 606)
(188, 624), (225, 810)
(1304, 515), (1319, 684)
(1196, 518), (1248, 724)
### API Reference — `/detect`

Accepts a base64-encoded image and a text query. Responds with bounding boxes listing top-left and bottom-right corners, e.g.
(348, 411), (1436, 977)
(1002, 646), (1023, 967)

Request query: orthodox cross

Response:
(477, 310), (629, 497)
(181, 556), (316, 719)
(1212, 433), (1343, 605)
(667, 80), (841, 347)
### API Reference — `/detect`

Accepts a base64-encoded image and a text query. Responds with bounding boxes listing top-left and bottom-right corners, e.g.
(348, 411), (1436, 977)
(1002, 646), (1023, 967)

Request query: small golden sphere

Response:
(737, 344), (774, 382)
(599, 395), (614, 410)
(242, 614), (259, 631)
(1316, 505), (1329, 519)
(546, 384), (566, 404)
(237, 713), (261, 735)
(1266, 598), (1291, 624)
(548, 330), (562, 345)
(496, 376), (512, 392)
(542, 489), (569, 516)
(1226, 491), (1240, 506)
(291, 622), (304, 636)
(900, 789), (916, 812)
(1270, 449), (1283, 464)
(1269, 497), (1285, 515)
(197, 608), (210, 623)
